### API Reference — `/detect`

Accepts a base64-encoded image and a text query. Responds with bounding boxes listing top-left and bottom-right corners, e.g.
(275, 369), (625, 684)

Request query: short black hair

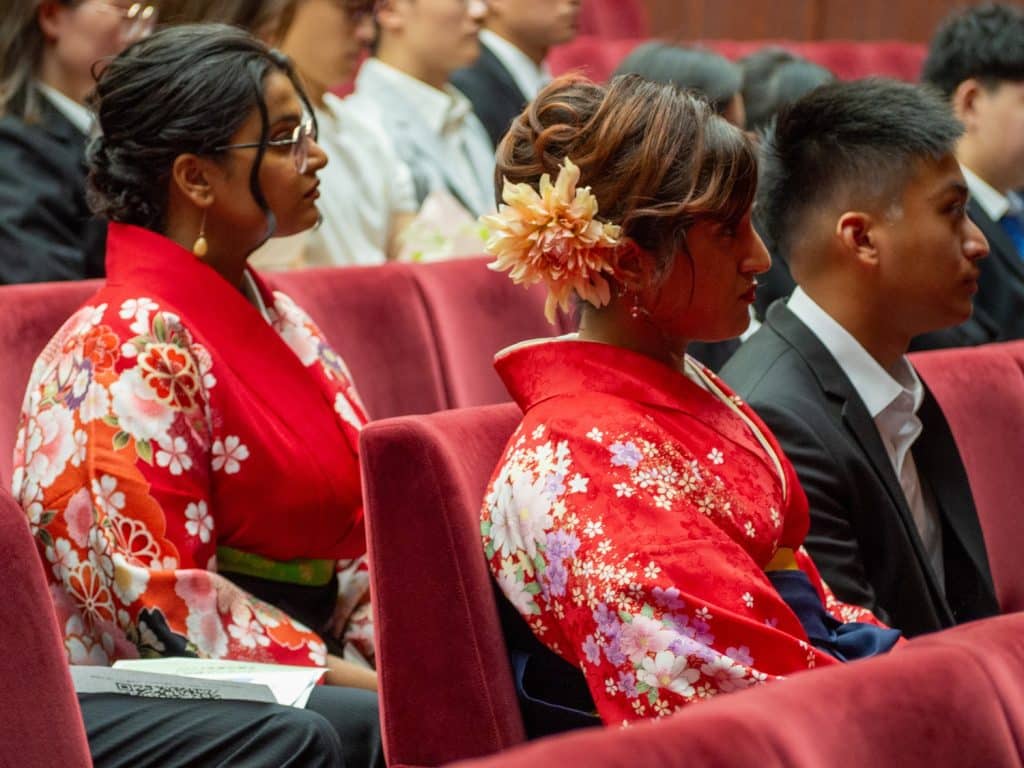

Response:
(921, 3), (1024, 98)
(758, 78), (962, 262)
(613, 43), (742, 116)
(86, 23), (313, 234)
(739, 48), (834, 134)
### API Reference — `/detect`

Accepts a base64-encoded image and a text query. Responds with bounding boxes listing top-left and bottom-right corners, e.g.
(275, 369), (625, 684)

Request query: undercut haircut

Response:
(758, 78), (962, 263)
(921, 3), (1024, 99)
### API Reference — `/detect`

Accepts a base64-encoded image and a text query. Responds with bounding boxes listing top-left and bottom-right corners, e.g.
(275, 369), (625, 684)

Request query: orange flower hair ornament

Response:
(482, 157), (626, 323)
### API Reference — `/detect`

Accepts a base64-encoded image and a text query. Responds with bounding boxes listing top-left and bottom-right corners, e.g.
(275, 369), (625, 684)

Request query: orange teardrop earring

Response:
(192, 209), (208, 258)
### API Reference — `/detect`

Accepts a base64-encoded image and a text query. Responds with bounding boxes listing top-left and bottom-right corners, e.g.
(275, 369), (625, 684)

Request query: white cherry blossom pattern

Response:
(156, 435), (193, 476)
(184, 501), (214, 543)
(211, 436), (250, 475)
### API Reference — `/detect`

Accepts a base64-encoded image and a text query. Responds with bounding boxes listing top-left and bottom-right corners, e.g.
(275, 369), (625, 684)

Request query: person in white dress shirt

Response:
(721, 78), (999, 637)
(921, 3), (1024, 342)
(0, 0), (157, 283)
(346, 0), (494, 218)
(251, 0), (418, 267)
(450, 0), (581, 147)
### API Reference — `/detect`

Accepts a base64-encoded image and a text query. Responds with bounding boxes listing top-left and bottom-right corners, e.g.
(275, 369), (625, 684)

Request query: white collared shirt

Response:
(787, 287), (945, 592)
(961, 165), (1011, 222)
(36, 82), (93, 136)
(479, 29), (552, 101)
(353, 58), (495, 217)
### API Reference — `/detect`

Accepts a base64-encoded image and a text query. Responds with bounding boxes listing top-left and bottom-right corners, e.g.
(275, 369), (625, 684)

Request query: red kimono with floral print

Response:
(482, 338), (884, 725)
(13, 223), (370, 668)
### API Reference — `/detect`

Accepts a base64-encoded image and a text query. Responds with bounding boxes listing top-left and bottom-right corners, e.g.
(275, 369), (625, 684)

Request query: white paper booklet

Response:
(71, 659), (326, 709)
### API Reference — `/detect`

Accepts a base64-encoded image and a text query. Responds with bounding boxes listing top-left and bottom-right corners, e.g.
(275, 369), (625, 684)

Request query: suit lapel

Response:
(765, 303), (951, 612)
(913, 386), (996, 593)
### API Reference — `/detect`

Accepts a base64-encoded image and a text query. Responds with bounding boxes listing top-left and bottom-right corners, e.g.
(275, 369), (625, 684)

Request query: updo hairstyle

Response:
(86, 23), (313, 234)
(497, 74), (758, 285)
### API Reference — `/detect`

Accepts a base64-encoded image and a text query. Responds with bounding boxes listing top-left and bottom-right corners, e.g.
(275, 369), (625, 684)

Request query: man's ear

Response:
(374, 0), (404, 34)
(951, 78), (984, 128)
(836, 211), (880, 267)
(37, 1), (66, 42)
(170, 154), (216, 210)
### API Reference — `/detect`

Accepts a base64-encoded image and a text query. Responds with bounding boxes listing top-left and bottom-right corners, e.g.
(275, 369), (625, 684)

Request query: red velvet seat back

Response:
(576, 0), (648, 39)
(0, 280), (100, 489)
(911, 345), (1024, 613)
(549, 37), (927, 84)
(451, 613), (1024, 768)
(410, 258), (569, 409)
(269, 265), (447, 419)
(0, 488), (91, 767)
(360, 403), (526, 767)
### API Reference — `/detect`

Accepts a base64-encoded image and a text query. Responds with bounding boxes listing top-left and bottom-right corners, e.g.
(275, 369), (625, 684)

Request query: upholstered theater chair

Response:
(911, 345), (1024, 613)
(576, 0), (648, 38)
(410, 258), (572, 409)
(548, 39), (927, 85)
(0, 280), (99, 488)
(270, 264), (448, 419)
(993, 339), (1024, 375)
(360, 403), (527, 767)
(0, 488), (90, 767)
(449, 613), (1024, 768)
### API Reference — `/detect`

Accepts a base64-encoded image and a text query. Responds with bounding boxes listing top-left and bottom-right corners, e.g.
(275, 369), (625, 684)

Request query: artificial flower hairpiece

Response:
(481, 157), (626, 324)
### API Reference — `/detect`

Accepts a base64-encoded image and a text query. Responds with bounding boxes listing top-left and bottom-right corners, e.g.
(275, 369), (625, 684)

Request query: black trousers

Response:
(81, 685), (383, 768)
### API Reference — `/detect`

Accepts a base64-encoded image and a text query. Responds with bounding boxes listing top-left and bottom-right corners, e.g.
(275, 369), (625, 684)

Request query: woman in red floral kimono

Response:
(480, 75), (900, 728)
(12, 24), (380, 768)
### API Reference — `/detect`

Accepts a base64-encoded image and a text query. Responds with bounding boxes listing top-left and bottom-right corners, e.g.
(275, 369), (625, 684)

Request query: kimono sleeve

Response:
(12, 300), (326, 667)
(482, 415), (839, 725)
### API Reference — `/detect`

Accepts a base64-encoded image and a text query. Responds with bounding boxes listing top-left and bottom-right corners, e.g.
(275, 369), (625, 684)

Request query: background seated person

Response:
(916, 2), (1024, 348)
(0, 0), (156, 284)
(720, 79), (998, 637)
(451, 0), (581, 148)
(480, 74), (899, 727)
(12, 24), (379, 766)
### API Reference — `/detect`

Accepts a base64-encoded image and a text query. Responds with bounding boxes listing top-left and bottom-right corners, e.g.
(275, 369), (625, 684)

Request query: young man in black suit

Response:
(450, 0), (581, 148)
(919, 3), (1024, 345)
(720, 79), (999, 637)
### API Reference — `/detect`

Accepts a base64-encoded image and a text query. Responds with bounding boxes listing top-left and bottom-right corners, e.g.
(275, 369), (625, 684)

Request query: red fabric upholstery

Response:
(576, 0), (648, 39)
(549, 37), (927, 84)
(269, 264), (447, 419)
(360, 403), (526, 767)
(993, 339), (1024, 375)
(0, 488), (91, 767)
(451, 614), (1024, 768)
(409, 258), (569, 409)
(910, 345), (1024, 613)
(0, 280), (99, 489)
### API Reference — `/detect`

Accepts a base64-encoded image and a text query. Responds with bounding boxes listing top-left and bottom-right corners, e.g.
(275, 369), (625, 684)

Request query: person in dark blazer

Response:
(0, 0), (159, 284)
(451, 0), (581, 148)
(721, 79), (999, 637)
(919, 3), (1024, 343)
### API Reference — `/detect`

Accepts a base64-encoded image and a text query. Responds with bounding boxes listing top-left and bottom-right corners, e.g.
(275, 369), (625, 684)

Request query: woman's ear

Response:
(171, 154), (216, 209)
(614, 242), (658, 291)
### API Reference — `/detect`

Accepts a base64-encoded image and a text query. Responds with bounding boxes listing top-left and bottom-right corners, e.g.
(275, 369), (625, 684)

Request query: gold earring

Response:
(192, 209), (208, 258)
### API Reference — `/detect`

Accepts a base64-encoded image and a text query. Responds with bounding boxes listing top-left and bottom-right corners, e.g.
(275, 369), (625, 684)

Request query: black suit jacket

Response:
(968, 198), (1024, 340)
(451, 43), (528, 149)
(0, 97), (106, 284)
(720, 301), (998, 637)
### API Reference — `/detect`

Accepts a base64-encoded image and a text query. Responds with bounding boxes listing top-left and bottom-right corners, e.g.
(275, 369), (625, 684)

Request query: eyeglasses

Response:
(83, 1), (159, 42)
(215, 119), (318, 173)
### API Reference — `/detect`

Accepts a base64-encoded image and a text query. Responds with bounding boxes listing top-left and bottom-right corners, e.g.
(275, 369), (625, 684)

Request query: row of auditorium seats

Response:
(2, 260), (1023, 767)
(359, 341), (1024, 767)
(549, 36), (927, 82)
(0, 258), (571, 487)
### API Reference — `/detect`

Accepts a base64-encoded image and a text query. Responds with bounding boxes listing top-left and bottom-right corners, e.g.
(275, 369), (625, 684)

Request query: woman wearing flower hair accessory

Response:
(480, 74), (901, 729)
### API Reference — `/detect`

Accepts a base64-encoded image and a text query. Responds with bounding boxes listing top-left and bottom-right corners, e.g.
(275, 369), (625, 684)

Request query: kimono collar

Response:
(103, 222), (357, 477)
(496, 336), (789, 493)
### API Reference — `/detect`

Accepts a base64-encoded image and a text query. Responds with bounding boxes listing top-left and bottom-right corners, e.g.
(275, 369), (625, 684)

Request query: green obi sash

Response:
(216, 546), (335, 587)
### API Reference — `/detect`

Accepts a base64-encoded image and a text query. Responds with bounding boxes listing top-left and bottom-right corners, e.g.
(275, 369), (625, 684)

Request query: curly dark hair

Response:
(86, 23), (314, 235)
(921, 3), (1024, 98)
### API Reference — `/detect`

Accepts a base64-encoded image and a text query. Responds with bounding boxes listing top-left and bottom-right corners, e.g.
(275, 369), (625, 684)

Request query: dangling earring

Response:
(192, 209), (208, 258)
(630, 291), (644, 319)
